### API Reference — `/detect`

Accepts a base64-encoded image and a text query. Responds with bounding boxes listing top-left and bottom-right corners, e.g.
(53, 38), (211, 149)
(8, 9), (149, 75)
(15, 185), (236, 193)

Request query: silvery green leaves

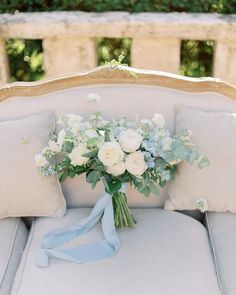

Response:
(159, 128), (210, 169)
(175, 129), (210, 168)
(86, 170), (101, 189)
(197, 156), (210, 169)
(135, 176), (160, 197)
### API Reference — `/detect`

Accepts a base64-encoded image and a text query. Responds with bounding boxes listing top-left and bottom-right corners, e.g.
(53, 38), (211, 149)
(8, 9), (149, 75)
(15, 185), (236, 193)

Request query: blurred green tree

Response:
(97, 38), (131, 66)
(6, 39), (44, 82)
(180, 40), (214, 77)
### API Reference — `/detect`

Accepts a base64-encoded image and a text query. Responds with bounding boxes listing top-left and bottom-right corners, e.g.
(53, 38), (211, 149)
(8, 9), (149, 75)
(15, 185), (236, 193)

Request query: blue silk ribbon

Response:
(36, 184), (128, 267)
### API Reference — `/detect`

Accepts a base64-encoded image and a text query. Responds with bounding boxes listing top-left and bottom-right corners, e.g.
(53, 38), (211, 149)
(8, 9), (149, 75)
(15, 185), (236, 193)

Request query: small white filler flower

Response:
(152, 114), (165, 129)
(195, 198), (208, 213)
(34, 154), (48, 167)
(87, 93), (102, 104)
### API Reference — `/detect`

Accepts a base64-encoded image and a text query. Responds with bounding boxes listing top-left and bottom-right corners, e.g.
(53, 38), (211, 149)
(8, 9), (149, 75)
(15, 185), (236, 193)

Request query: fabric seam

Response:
(13, 218), (35, 295)
(0, 218), (20, 288)
(205, 212), (224, 294)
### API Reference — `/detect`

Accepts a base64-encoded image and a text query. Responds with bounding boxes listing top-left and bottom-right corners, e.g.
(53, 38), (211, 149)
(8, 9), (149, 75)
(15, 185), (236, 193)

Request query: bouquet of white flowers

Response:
(35, 109), (209, 228)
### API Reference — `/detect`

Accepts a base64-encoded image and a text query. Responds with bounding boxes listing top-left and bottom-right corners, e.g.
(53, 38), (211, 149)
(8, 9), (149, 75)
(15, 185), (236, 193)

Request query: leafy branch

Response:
(105, 53), (137, 79)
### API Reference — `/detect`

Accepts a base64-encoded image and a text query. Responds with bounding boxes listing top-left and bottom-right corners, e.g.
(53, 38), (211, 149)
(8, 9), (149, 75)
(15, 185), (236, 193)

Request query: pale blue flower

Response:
(41, 166), (55, 176)
(147, 158), (155, 168)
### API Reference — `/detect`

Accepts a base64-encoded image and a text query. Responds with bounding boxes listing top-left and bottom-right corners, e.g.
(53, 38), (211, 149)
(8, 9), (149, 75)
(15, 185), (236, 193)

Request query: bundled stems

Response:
(112, 192), (136, 228)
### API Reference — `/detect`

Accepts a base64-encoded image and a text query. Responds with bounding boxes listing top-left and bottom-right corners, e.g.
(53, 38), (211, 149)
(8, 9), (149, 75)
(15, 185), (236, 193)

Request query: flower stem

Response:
(112, 192), (136, 228)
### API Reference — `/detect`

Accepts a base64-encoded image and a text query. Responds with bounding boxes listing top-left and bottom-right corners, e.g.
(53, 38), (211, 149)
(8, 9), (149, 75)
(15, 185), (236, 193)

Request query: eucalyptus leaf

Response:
(68, 168), (76, 178)
(75, 165), (87, 175)
(150, 182), (160, 196)
(189, 150), (200, 164)
(86, 170), (101, 188)
(59, 171), (68, 182)
(140, 186), (151, 197)
(64, 141), (74, 153)
(86, 137), (98, 146)
(107, 179), (122, 195)
(198, 156), (210, 169)
(82, 149), (98, 158)
(161, 150), (176, 162)
(102, 176), (110, 192)
(104, 130), (110, 142)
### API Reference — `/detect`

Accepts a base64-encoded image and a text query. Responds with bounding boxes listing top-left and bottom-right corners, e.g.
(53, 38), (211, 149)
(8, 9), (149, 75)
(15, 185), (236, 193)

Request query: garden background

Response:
(1, 0), (236, 82)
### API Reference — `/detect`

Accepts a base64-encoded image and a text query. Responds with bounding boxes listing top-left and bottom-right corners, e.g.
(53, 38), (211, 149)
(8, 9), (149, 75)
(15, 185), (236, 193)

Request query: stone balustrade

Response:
(0, 11), (236, 85)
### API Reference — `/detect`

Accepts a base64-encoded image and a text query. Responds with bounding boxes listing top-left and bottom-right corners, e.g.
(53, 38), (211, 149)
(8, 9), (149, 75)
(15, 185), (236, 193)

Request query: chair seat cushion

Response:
(0, 218), (28, 295)
(11, 208), (220, 295)
(206, 212), (236, 295)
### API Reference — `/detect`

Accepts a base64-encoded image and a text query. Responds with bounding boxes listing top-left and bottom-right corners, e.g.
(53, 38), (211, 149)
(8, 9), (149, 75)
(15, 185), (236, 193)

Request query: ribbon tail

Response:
(35, 248), (49, 268)
(102, 198), (120, 251)
(42, 240), (117, 265)
(41, 192), (110, 249)
(36, 192), (120, 267)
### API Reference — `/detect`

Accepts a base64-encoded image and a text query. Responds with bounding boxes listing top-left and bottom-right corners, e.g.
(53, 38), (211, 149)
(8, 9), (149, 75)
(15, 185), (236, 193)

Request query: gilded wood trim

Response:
(0, 66), (236, 102)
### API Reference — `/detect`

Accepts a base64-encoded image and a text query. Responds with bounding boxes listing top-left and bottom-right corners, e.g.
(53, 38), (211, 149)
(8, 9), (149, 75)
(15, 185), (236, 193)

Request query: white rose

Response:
(119, 129), (143, 153)
(69, 144), (89, 166)
(34, 154), (48, 167)
(98, 142), (124, 166)
(107, 161), (126, 176)
(125, 151), (147, 176)
(57, 130), (66, 146)
(152, 114), (165, 129)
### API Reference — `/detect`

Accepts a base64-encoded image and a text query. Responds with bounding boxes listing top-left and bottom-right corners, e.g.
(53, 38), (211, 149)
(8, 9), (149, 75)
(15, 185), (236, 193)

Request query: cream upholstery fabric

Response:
(206, 212), (236, 295)
(0, 111), (66, 218)
(0, 218), (28, 295)
(1, 85), (236, 208)
(11, 208), (220, 295)
(166, 107), (236, 213)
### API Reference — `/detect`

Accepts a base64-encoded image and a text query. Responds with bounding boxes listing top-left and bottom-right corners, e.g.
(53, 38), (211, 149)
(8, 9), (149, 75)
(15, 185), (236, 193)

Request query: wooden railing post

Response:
(131, 38), (180, 73)
(43, 36), (97, 77)
(0, 38), (9, 83)
(214, 40), (236, 85)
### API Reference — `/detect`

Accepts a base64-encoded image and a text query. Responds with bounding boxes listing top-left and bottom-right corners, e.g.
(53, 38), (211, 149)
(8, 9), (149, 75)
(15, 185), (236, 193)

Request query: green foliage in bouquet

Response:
(35, 94), (209, 228)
